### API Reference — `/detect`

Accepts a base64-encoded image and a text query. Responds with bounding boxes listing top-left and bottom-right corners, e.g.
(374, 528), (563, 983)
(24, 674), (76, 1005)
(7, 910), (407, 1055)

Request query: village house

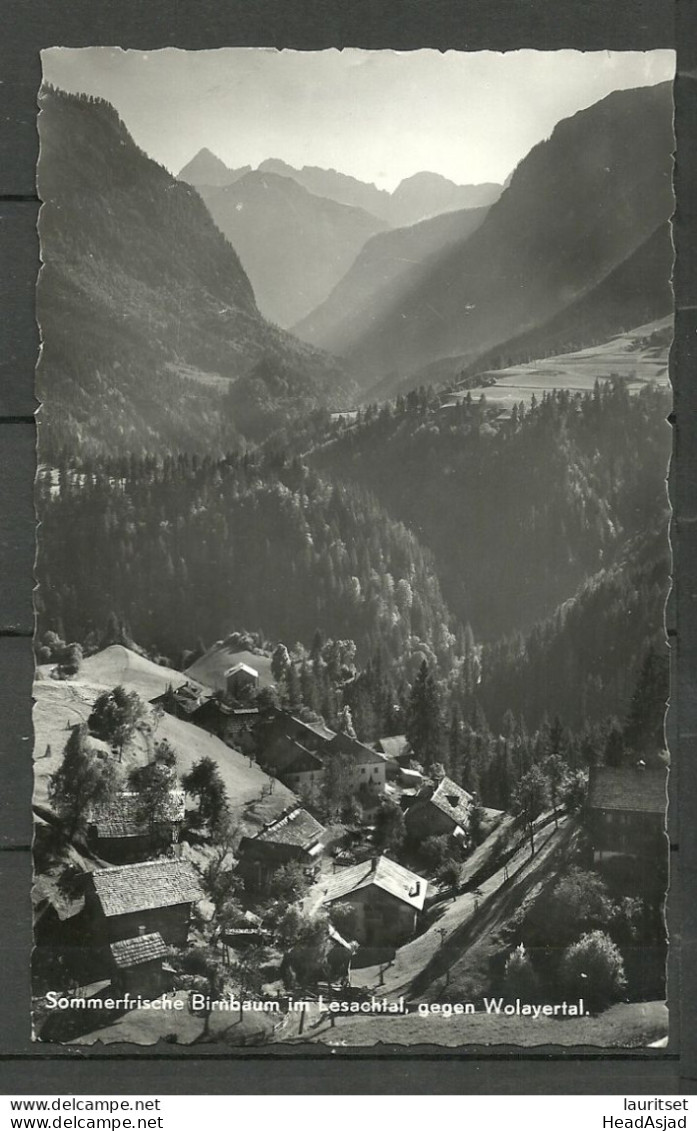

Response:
(186, 699), (259, 752)
(225, 662), (259, 699)
(257, 708), (336, 755)
(320, 855), (427, 949)
(237, 806), (326, 888)
(86, 858), (203, 951)
(149, 681), (211, 721)
(110, 929), (170, 999)
(258, 733), (326, 796)
(404, 776), (473, 843)
(587, 763), (667, 874)
(375, 735), (409, 764)
(87, 789), (185, 864)
(326, 732), (388, 797)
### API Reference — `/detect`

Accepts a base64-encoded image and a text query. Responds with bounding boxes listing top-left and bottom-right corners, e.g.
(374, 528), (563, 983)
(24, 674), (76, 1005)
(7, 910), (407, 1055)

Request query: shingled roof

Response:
(264, 735), (324, 775)
(253, 807), (325, 850)
(588, 766), (667, 814)
(89, 790), (185, 839)
(429, 777), (473, 828)
(110, 932), (168, 969)
(321, 856), (427, 912)
(376, 736), (408, 761)
(91, 859), (202, 918)
(328, 732), (387, 766)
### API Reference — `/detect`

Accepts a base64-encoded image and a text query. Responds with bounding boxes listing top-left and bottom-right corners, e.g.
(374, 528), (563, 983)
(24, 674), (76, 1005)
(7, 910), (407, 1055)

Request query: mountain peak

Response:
(178, 148), (244, 187)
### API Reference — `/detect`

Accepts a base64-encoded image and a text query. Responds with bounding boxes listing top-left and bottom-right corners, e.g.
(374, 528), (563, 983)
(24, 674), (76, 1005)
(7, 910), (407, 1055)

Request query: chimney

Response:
(410, 881), (421, 898)
(370, 857), (378, 874)
(138, 924), (147, 936)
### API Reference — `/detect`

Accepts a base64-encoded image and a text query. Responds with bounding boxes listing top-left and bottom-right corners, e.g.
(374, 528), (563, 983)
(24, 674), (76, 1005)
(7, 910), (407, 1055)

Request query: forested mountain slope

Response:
(35, 454), (456, 671)
(457, 223), (674, 382)
(37, 88), (352, 459)
(197, 172), (388, 327)
(325, 83), (674, 389)
(312, 382), (671, 640)
(293, 206), (489, 351)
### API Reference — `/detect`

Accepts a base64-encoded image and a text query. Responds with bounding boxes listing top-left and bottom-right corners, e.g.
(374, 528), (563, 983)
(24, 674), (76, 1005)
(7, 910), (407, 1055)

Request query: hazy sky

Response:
(42, 48), (675, 190)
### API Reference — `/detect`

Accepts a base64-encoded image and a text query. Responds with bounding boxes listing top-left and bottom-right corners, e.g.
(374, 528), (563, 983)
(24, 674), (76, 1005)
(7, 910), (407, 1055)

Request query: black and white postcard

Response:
(31, 47), (675, 1049)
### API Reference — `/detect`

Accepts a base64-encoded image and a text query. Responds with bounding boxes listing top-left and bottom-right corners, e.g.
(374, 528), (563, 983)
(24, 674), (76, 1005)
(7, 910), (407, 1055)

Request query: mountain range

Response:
(195, 171), (390, 327)
(36, 87), (352, 458)
(298, 82), (673, 393)
(293, 205), (490, 350)
(179, 151), (502, 227)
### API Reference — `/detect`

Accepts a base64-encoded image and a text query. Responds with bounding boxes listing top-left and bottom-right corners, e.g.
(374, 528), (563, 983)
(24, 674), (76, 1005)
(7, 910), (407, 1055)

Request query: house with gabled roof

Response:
(587, 764), (667, 870)
(225, 662), (259, 699)
(87, 789), (185, 863)
(326, 732), (387, 797)
(87, 858), (203, 949)
(404, 776), (473, 842)
(320, 855), (427, 948)
(259, 732), (325, 796)
(238, 806), (326, 887)
(256, 708), (335, 756)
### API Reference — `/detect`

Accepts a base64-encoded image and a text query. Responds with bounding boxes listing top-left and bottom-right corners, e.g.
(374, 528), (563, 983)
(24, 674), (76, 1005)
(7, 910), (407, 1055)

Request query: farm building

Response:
(184, 644), (274, 694)
(375, 735), (410, 765)
(238, 806), (326, 887)
(587, 764), (667, 870)
(259, 733), (325, 796)
(256, 708), (336, 756)
(87, 789), (185, 863)
(150, 681), (211, 721)
(326, 732), (387, 797)
(87, 858), (203, 950)
(110, 929), (169, 999)
(404, 776), (472, 842)
(320, 855), (427, 948)
(187, 699), (259, 751)
(225, 662), (259, 699)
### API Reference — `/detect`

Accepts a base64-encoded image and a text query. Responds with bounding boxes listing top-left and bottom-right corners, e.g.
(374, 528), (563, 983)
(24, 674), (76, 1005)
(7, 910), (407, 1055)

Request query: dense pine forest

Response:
(36, 380), (670, 789)
(35, 454), (456, 673)
(312, 381), (671, 640)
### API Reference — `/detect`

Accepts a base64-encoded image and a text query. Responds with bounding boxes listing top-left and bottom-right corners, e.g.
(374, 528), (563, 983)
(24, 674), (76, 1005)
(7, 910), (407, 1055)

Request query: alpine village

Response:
(32, 73), (673, 1048)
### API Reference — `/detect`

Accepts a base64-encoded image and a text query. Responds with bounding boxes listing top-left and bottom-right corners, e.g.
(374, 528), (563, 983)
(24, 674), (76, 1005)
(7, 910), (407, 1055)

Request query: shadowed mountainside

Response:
(37, 88), (353, 458)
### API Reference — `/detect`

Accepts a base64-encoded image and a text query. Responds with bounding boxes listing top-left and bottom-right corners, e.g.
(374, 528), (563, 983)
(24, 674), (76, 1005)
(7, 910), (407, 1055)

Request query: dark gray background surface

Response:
(1, 0), (694, 1094)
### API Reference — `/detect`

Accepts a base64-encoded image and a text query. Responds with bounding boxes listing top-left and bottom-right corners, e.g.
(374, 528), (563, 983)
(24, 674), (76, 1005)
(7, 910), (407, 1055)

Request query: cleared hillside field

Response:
(33, 659), (294, 831)
(77, 645), (195, 701)
(459, 317), (671, 411)
(185, 643), (274, 693)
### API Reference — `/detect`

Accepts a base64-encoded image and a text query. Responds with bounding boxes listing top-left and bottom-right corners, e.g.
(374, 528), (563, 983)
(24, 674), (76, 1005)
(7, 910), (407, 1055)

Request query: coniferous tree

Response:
(405, 661), (444, 770)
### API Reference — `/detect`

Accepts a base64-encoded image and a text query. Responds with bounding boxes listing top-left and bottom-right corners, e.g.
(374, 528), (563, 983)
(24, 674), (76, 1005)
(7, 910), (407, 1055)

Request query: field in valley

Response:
(457, 317), (671, 411)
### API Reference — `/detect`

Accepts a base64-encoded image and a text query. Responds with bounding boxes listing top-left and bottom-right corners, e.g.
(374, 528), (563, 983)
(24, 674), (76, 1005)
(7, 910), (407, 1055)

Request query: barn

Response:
(238, 806), (326, 887)
(87, 858), (203, 950)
